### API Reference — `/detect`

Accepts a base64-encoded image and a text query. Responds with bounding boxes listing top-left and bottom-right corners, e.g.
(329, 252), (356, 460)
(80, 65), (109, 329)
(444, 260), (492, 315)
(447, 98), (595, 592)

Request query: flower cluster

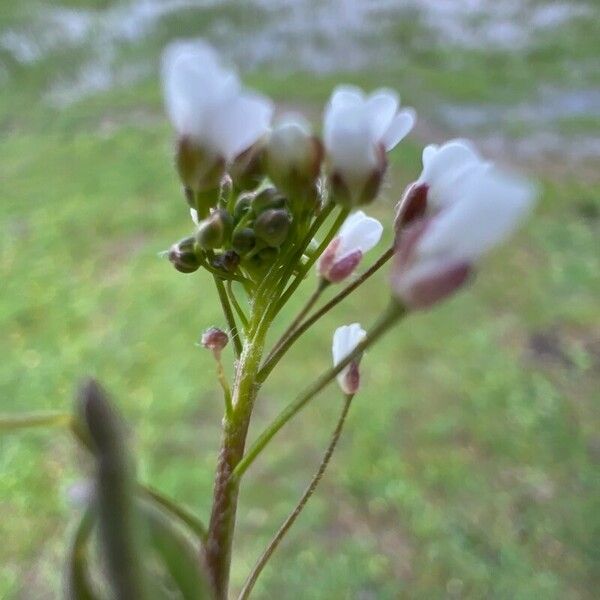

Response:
(162, 40), (535, 396)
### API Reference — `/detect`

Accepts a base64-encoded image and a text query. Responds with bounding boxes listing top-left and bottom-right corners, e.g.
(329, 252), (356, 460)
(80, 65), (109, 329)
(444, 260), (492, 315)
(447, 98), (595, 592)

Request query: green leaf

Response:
(140, 502), (213, 600)
(66, 508), (101, 600)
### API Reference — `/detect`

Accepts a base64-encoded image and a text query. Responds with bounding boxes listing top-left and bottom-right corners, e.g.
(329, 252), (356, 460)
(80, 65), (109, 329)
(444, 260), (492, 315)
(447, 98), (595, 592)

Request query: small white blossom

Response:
(323, 85), (415, 205)
(391, 143), (536, 309)
(162, 40), (273, 162)
(332, 323), (367, 395)
(317, 211), (383, 283)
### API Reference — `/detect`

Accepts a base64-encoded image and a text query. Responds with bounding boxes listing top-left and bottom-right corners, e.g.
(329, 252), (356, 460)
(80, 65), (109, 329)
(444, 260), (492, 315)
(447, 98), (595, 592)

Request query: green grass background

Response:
(1, 1), (598, 598)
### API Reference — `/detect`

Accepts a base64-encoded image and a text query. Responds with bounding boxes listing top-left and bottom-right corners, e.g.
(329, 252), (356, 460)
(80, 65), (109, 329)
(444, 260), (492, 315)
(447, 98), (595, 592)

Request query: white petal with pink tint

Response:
(336, 211), (384, 258)
(332, 323), (367, 394)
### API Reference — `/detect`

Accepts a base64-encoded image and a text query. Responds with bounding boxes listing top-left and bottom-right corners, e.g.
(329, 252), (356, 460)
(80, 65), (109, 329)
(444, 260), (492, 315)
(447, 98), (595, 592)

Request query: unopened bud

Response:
(265, 117), (323, 193)
(201, 327), (229, 355)
(168, 236), (201, 273)
(251, 187), (286, 214)
(195, 209), (233, 250)
(229, 141), (266, 191)
(234, 193), (253, 222)
(254, 209), (292, 247)
(232, 227), (257, 255)
(394, 182), (428, 236)
(212, 250), (240, 273)
(176, 137), (224, 192)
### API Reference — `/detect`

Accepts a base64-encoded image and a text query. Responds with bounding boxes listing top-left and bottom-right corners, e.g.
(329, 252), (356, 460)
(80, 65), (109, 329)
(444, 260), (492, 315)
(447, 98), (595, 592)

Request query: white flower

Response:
(417, 139), (490, 210)
(391, 146), (536, 310)
(162, 40), (273, 162)
(323, 85), (415, 204)
(394, 139), (485, 231)
(317, 211), (383, 283)
(332, 323), (367, 395)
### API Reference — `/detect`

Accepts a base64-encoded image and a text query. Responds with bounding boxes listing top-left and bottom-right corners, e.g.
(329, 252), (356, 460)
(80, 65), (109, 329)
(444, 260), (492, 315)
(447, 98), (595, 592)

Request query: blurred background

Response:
(1, 0), (598, 597)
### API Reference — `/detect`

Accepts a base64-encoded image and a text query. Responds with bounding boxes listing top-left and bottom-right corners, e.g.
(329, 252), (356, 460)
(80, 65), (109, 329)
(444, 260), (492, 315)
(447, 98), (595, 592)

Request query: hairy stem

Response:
(258, 246), (394, 383)
(204, 297), (272, 598)
(213, 275), (243, 358)
(238, 393), (353, 599)
(234, 301), (406, 480)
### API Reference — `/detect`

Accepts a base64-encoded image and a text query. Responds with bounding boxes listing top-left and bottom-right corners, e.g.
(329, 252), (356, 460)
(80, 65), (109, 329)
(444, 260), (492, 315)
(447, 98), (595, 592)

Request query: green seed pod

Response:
(195, 209), (233, 250)
(232, 227), (257, 255)
(254, 209), (292, 247)
(168, 236), (200, 273)
(251, 187), (286, 214)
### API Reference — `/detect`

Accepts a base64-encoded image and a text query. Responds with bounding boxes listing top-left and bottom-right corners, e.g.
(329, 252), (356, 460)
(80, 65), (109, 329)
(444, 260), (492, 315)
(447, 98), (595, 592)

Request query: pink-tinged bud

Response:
(201, 327), (229, 356)
(317, 211), (383, 283)
(326, 249), (363, 283)
(332, 323), (366, 395)
(394, 182), (428, 236)
(390, 220), (472, 310)
(341, 360), (361, 395)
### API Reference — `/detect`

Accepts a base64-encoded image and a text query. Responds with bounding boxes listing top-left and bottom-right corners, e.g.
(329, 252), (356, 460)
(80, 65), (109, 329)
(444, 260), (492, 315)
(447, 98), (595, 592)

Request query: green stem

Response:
(204, 297), (273, 599)
(265, 207), (349, 326)
(250, 202), (335, 337)
(266, 279), (329, 364)
(0, 412), (72, 432)
(238, 393), (354, 600)
(213, 275), (243, 358)
(258, 246), (394, 383)
(233, 301), (406, 480)
(226, 280), (249, 331)
(215, 354), (233, 418)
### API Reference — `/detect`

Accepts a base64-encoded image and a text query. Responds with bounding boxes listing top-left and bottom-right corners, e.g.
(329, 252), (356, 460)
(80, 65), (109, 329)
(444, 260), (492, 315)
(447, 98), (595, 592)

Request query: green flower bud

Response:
(254, 209), (292, 248)
(265, 116), (323, 193)
(234, 194), (253, 222)
(251, 187), (286, 214)
(195, 209), (233, 250)
(229, 141), (266, 191)
(232, 227), (256, 255)
(212, 250), (240, 273)
(168, 236), (200, 273)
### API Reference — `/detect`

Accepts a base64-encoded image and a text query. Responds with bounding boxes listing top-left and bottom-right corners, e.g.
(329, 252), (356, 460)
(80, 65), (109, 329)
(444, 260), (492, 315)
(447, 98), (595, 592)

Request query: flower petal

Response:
(418, 139), (483, 208)
(161, 40), (239, 139)
(332, 323), (367, 366)
(382, 108), (416, 150)
(417, 167), (536, 262)
(365, 89), (399, 142)
(337, 211), (384, 257)
(208, 91), (273, 160)
(332, 323), (367, 394)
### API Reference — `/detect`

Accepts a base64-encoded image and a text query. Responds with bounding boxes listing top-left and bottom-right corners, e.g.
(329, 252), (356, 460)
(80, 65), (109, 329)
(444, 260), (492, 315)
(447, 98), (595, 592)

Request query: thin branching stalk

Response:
(238, 393), (354, 599)
(267, 279), (329, 361)
(233, 301), (406, 480)
(258, 246), (395, 383)
(213, 275), (243, 358)
(266, 207), (350, 324)
(226, 280), (249, 331)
